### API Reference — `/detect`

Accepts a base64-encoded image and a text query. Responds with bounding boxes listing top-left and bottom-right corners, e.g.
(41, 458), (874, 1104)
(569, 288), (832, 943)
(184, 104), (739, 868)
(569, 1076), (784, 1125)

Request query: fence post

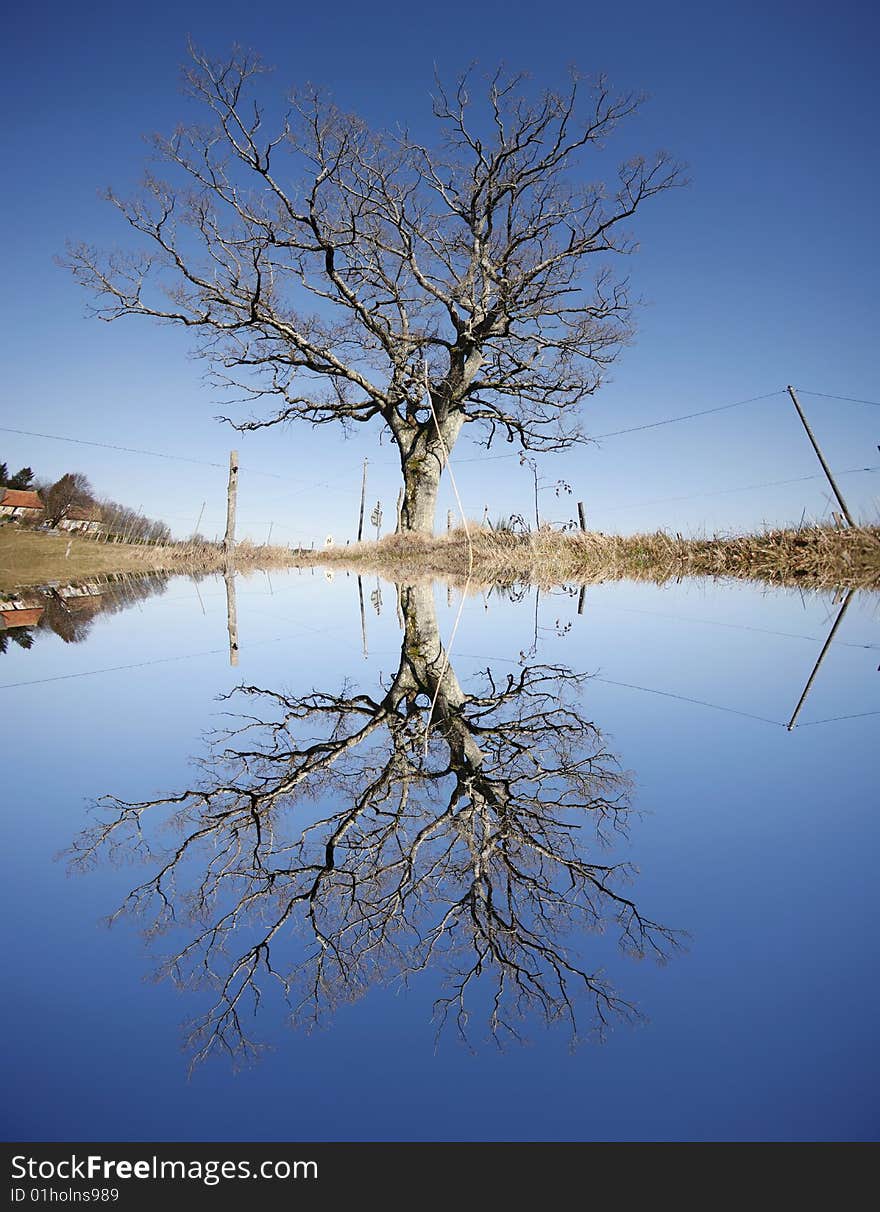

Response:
(577, 502), (587, 532)
(224, 451), (238, 553)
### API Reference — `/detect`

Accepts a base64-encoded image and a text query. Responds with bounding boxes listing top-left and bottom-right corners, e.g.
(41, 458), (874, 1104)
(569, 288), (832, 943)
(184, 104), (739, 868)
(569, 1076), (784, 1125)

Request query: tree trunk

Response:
(395, 415), (465, 535)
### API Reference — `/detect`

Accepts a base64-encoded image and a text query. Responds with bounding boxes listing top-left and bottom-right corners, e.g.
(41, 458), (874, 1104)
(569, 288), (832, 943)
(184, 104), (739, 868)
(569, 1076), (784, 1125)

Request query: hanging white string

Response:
(422, 361), (474, 754)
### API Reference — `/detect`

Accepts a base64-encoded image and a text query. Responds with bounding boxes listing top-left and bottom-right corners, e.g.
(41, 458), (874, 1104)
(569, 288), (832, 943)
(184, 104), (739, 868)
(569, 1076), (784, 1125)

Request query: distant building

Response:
(58, 504), (104, 534)
(0, 488), (43, 520)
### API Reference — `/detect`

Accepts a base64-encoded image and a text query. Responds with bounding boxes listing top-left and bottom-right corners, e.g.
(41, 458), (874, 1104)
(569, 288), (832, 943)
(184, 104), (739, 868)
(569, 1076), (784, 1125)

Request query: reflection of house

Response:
(58, 504), (104, 534)
(0, 607), (45, 630)
(0, 488), (43, 520)
(56, 584), (104, 615)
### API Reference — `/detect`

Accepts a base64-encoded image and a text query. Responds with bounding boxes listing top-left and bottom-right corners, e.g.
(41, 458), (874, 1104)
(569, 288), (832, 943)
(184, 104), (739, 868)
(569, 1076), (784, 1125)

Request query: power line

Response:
(0, 424), (295, 482)
(796, 710), (880, 726)
(596, 465), (880, 513)
(588, 390), (785, 440)
(326, 389), (795, 467)
(0, 425), (227, 468)
(798, 390), (880, 408)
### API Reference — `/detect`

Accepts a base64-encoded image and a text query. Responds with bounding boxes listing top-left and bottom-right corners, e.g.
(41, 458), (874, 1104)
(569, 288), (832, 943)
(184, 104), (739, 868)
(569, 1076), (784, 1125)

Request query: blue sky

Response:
(3, 0), (878, 542)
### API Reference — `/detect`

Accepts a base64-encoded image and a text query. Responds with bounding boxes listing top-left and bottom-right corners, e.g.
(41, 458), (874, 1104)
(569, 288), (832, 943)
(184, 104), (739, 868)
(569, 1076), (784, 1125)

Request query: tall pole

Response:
(224, 450), (239, 553)
(786, 387), (855, 526)
(357, 458), (368, 542)
(786, 590), (853, 730)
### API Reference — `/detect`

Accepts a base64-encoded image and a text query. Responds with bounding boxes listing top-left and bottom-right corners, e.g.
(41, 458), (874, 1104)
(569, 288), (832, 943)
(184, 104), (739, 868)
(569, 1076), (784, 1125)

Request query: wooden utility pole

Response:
(786, 590), (853, 730)
(357, 458), (368, 542)
(577, 501), (587, 532)
(786, 387), (855, 526)
(224, 450), (239, 553)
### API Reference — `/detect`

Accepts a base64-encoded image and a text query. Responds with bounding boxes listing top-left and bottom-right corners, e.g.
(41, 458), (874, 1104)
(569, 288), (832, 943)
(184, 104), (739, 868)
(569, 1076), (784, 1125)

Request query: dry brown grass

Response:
(0, 529), (304, 592)
(293, 523), (880, 592)
(6, 522), (878, 595)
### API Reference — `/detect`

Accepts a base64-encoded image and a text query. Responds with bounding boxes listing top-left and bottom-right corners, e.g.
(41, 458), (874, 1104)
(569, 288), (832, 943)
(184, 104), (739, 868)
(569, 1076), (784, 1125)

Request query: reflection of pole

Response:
(357, 574), (368, 658)
(357, 458), (368, 542)
(225, 566), (239, 667)
(224, 451), (239, 553)
(577, 585), (586, 615)
(787, 590), (854, 730)
(786, 387), (854, 526)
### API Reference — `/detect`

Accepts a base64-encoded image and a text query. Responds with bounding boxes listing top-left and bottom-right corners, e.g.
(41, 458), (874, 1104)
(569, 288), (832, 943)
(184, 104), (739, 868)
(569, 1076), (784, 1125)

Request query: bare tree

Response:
(65, 45), (684, 533)
(69, 581), (681, 1067)
(42, 472), (95, 528)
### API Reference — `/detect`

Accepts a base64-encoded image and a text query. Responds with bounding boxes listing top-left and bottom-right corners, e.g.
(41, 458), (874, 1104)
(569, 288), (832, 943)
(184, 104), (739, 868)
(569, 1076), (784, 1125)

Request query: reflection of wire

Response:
(583, 600), (880, 650)
(591, 675), (785, 726)
(0, 646), (228, 689)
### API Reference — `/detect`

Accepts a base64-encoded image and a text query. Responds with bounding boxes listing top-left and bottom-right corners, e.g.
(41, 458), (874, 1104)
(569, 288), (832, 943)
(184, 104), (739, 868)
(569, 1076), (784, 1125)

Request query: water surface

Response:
(1, 568), (877, 1141)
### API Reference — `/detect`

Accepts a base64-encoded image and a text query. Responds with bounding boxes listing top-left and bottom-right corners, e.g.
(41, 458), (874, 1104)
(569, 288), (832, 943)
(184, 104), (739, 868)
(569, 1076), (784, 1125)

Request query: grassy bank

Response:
(0, 529), (300, 592)
(295, 523), (880, 592)
(6, 522), (878, 596)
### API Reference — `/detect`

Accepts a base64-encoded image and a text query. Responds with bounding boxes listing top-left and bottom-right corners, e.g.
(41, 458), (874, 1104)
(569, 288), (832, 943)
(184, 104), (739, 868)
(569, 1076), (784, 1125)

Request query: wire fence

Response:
(3, 383), (878, 542)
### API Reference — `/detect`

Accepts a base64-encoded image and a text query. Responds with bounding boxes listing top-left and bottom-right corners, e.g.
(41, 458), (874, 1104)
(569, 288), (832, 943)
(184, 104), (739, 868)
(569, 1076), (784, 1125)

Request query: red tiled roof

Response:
(1, 488), (43, 511)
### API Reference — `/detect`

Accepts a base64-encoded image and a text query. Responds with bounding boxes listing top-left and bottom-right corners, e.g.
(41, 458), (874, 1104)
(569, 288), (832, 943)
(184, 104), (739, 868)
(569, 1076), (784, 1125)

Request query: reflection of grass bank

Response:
(0, 530), (299, 592)
(297, 523), (880, 591)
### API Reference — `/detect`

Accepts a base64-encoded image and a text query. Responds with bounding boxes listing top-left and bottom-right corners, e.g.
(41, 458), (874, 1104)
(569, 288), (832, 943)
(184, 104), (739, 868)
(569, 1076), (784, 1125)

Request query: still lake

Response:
(1, 567), (877, 1141)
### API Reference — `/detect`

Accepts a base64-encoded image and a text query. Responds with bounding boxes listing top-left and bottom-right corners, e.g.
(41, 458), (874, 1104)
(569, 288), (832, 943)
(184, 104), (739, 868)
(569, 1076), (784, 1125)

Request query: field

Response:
(4, 521), (879, 595)
(0, 529), (297, 593)
(296, 522), (880, 591)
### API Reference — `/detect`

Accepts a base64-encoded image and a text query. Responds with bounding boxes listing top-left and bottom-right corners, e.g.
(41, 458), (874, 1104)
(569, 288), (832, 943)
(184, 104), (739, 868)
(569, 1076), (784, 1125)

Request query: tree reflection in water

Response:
(70, 582), (681, 1066)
